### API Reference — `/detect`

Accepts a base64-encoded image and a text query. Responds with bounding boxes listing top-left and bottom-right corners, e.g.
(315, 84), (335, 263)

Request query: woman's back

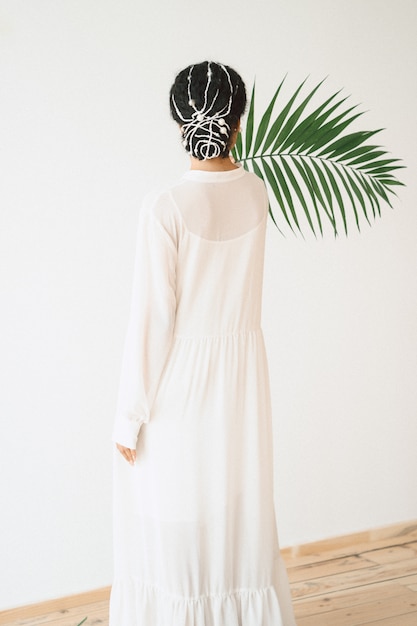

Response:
(154, 167), (268, 337)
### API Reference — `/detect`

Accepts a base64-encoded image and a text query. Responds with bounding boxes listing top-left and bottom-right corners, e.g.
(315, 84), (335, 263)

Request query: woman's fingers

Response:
(116, 443), (136, 465)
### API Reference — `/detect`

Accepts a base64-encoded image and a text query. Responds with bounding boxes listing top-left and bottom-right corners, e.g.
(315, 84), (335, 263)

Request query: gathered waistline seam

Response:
(174, 328), (261, 340)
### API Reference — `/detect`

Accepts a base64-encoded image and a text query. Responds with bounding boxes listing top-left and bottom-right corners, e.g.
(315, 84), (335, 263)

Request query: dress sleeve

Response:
(112, 195), (177, 449)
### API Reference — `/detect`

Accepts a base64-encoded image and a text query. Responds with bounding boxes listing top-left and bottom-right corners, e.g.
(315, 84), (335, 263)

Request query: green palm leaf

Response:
(244, 82), (256, 158)
(233, 78), (405, 236)
(253, 76), (286, 155)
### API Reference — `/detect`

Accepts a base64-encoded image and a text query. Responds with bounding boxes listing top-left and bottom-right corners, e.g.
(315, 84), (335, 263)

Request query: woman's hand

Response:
(116, 443), (136, 466)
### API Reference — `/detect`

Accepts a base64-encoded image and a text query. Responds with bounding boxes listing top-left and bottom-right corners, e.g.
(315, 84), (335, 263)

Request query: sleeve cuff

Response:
(112, 414), (146, 449)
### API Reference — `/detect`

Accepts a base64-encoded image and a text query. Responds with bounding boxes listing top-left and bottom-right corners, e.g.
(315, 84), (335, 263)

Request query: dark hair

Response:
(170, 61), (247, 160)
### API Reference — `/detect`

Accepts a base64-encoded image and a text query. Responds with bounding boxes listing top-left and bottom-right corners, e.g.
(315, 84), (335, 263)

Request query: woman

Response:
(110, 61), (297, 625)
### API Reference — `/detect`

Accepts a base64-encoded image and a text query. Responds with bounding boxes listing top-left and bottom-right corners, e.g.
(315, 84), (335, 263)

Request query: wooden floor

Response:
(2, 521), (417, 626)
(284, 521), (417, 625)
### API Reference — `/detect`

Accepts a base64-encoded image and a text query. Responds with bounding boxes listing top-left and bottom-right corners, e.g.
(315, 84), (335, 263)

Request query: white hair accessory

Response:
(171, 62), (235, 160)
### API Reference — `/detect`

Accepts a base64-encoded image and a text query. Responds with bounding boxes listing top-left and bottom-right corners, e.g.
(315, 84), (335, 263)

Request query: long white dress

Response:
(110, 166), (297, 625)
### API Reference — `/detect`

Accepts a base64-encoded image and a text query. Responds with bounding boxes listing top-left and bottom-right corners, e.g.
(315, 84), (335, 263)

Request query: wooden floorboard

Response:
(1, 520), (417, 625)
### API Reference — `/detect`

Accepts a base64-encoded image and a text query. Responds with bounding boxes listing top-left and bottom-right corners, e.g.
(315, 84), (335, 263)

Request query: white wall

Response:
(1, 0), (416, 611)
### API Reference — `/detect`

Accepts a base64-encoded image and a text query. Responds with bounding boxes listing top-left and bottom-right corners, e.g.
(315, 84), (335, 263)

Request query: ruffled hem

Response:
(109, 578), (285, 626)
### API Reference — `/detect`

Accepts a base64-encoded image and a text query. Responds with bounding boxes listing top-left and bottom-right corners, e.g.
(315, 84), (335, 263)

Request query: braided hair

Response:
(170, 61), (247, 160)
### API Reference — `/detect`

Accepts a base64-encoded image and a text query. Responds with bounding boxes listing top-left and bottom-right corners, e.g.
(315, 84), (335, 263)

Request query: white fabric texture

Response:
(111, 166), (297, 625)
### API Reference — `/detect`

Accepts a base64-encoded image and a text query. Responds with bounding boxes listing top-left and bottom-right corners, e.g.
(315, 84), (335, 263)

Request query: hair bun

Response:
(181, 114), (230, 160)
